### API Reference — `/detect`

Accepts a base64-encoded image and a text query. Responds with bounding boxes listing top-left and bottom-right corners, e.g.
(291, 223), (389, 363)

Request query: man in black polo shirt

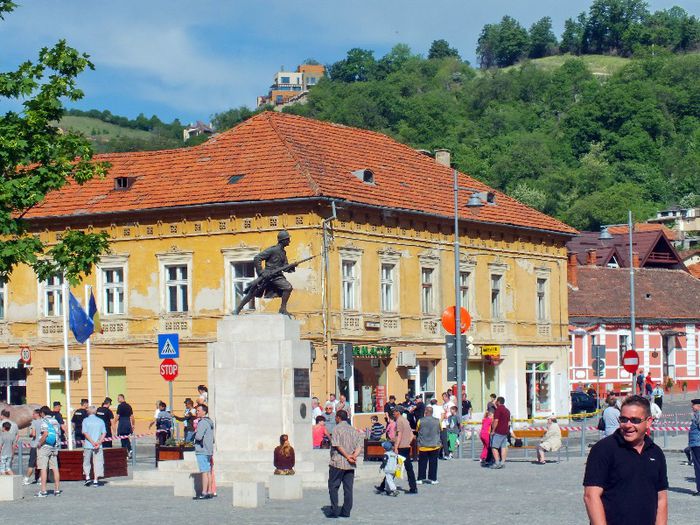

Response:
(583, 395), (668, 525)
(95, 398), (115, 448)
(71, 399), (89, 445)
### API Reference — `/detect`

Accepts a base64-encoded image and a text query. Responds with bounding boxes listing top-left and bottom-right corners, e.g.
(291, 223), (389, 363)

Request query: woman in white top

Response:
(536, 417), (562, 464)
(197, 385), (208, 405)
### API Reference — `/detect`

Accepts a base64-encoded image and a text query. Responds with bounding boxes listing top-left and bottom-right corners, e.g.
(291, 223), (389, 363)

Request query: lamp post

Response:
(628, 211), (637, 395)
(452, 168), (493, 458)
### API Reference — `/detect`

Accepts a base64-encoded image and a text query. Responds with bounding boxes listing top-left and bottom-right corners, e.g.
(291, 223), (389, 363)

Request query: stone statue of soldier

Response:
(234, 230), (295, 316)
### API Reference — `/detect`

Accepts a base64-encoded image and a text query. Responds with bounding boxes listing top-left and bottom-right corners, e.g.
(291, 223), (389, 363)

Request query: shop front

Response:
(0, 355), (28, 405)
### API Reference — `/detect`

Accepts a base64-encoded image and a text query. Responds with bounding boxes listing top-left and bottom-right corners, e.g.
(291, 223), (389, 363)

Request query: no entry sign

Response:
(160, 358), (179, 382)
(622, 349), (640, 374)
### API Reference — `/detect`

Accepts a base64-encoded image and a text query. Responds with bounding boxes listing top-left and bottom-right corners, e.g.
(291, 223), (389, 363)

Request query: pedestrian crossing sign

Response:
(158, 333), (180, 359)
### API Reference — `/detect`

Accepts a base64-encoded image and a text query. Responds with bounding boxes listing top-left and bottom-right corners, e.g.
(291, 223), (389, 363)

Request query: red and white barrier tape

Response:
(19, 432), (153, 449)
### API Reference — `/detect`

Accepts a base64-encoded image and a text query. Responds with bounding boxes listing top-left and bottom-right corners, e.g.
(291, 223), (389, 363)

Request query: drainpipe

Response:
(322, 202), (337, 398)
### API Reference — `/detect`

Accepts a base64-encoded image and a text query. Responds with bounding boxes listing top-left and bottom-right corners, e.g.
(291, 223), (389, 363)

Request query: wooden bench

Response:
(511, 428), (569, 462)
(363, 439), (418, 461)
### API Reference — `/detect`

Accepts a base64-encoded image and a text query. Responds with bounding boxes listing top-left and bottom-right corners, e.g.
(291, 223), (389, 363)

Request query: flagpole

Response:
(62, 277), (74, 450)
(85, 284), (93, 405)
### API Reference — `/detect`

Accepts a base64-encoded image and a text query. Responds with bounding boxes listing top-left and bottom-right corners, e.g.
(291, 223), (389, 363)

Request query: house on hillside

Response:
(648, 205), (700, 250)
(183, 121), (213, 141)
(567, 260), (700, 394)
(257, 64), (325, 108)
(0, 112), (576, 425)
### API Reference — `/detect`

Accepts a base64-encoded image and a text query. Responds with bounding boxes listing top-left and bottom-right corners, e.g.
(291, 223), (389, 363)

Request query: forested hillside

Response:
(280, 49), (699, 230)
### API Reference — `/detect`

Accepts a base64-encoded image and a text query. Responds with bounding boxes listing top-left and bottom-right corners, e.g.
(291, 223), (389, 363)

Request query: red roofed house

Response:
(568, 258), (700, 394)
(0, 112), (577, 425)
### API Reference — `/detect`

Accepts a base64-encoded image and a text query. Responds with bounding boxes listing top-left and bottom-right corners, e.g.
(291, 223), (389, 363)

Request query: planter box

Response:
(58, 448), (128, 481)
(155, 445), (189, 466)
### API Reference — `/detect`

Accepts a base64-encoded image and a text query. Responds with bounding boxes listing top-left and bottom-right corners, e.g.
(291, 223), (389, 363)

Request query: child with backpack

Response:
(150, 401), (173, 446)
(377, 441), (400, 496)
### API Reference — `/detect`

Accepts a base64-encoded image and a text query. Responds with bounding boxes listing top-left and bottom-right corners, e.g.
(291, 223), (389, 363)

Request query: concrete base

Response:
(232, 481), (266, 508)
(0, 475), (22, 501)
(173, 471), (203, 497)
(268, 474), (303, 500)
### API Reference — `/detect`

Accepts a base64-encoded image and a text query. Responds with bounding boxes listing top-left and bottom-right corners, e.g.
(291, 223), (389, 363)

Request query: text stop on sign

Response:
(160, 358), (179, 381)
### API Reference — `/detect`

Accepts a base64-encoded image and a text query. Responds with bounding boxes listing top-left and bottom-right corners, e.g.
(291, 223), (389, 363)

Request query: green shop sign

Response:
(352, 345), (391, 358)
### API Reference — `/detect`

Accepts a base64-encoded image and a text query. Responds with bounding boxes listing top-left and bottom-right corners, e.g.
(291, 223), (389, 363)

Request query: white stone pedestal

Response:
(173, 472), (203, 497)
(232, 481), (266, 508)
(0, 475), (22, 501)
(268, 475), (303, 500)
(208, 314), (316, 486)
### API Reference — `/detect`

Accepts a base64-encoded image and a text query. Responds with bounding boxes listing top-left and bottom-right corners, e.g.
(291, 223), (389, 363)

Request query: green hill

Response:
(58, 115), (184, 153)
(504, 54), (630, 76)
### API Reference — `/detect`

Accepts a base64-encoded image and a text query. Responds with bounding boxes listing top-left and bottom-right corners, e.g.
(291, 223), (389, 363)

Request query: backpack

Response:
(156, 411), (173, 432)
(44, 418), (59, 447)
(597, 416), (606, 432)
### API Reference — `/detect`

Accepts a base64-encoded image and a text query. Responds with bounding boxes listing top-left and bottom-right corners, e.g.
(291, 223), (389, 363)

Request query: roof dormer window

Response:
(114, 177), (135, 190)
(352, 168), (375, 185)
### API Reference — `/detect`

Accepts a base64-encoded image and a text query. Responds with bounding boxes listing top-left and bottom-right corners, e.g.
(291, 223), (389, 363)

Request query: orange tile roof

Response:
(27, 112), (577, 235)
(688, 263), (700, 279)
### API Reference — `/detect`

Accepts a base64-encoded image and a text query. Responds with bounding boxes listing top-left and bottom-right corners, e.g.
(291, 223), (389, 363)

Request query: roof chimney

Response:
(567, 252), (578, 288)
(434, 149), (451, 167)
(586, 249), (597, 266)
(632, 252), (640, 268)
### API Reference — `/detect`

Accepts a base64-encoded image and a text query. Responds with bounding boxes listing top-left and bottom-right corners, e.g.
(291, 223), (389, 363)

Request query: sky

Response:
(1, 0), (698, 124)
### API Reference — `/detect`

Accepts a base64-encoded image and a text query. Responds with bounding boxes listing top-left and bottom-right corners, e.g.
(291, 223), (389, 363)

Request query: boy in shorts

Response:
(1, 421), (14, 474)
(36, 406), (62, 497)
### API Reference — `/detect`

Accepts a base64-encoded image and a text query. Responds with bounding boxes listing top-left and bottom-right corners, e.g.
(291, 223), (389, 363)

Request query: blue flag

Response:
(68, 292), (94, 343)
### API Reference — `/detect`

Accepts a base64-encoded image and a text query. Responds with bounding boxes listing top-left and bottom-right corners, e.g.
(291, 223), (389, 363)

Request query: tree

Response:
(0, 2), (110, 284)
(528, 17), (558, 58)
(560, 15), (587, 54)
(211, 106), (262, 131)
(428, 39), (461, 60)
(476, 16), (530, 68)
(327, 48), (377, 82)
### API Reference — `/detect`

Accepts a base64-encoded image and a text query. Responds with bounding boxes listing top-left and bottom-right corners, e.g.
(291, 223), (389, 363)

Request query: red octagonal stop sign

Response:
(160, 358), (179, 382)
(622, 349), (640, 374)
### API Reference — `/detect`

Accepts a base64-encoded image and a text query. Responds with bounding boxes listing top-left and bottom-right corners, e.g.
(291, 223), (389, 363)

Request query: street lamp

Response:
(598, 226), (613, 240)
(452, 169), (496, 458)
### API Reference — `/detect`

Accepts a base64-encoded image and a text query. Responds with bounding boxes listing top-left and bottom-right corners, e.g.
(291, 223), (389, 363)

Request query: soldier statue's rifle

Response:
(233, 255), (316, 315)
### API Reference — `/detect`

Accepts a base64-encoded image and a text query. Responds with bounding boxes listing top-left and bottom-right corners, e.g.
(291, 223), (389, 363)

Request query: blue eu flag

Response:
(68, 292), (94, 343)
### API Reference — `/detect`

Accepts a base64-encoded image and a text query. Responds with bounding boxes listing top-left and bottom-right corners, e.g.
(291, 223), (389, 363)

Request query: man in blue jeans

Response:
(193, 404), (215, 500)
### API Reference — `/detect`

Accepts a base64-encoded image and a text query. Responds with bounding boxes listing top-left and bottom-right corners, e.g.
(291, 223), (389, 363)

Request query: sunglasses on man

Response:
(618, 416), (651, 424)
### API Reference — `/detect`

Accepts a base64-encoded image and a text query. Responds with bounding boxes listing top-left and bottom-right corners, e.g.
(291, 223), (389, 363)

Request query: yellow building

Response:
(0, 112), (576, 430)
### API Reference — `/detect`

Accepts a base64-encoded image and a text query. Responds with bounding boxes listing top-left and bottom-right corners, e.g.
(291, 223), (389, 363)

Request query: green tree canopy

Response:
(0, 2), (109, 284)
(528, 17), (558, 58)
(428, 39), (461, 60)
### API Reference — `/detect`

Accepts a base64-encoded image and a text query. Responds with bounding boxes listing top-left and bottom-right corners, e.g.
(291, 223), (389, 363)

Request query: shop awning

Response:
(0, 355), (20, 368)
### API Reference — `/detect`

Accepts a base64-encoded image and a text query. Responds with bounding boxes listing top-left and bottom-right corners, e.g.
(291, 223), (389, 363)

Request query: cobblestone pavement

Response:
(3, 452), (697, 524)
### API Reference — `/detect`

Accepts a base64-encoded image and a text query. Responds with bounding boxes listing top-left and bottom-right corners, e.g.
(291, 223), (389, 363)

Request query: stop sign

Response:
(160, 358), (179, 382)
(622, 349), (640, 374)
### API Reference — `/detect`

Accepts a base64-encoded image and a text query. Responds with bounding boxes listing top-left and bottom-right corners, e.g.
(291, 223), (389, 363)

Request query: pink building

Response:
(568, 264), (700, 395)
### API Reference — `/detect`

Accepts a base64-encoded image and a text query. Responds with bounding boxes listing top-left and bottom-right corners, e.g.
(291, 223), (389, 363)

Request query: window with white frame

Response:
(459, 271), (470, 311)
(536, 277), (548, 322)
(165, 265), (188, 313)
(421, 267), (435, 314)
(43, 273), (64, 317)
(380, 263), (395, 312)
(231, 261), (256, 311)
(618, 334), (629, 362)
(102, 268), (125, 315)
(342, 260), (357, 310)
(490, 274), (502, 319)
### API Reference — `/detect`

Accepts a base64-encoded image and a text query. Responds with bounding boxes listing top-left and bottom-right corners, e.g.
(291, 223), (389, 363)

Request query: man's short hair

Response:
(158, 401), (167, 410)
(2, 422), (10, 431)
(430, 399), (437, 405)
(80, 398), (89, 405)
(324, 402), (334, 409)
(621, 395), (651, 418)
(198, 403), (209, 414)
(88, 406), (97, 415)
(424, 406), (433, 416)
(34, 408), (42, 415)
(53, 401), (61, 407)
(41, 406), (52, 416)
(497, 396), (505, 404)
(389, 395), (396, 400)
(371, 415), (378, 422)
(0, 409), (9, 418)
(184, 398), (193, 405)
(336, 409), (349, 422)
(490, 394), (497, 399)
(103, 397), (112, 405)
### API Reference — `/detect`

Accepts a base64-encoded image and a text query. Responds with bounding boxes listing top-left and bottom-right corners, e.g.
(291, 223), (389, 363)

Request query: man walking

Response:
(584, 395), (668, 525)
(95, 398), (114, 448)
(375, 408), (417, 494)
(416, 406), (442, 483)
(81, 406), (106, 486)
(490, 396), (510, 469)
(327, 409), (361, 518)
(193, 404), (215, 499)
(114, 394), (134, 458)
(24, 408), (42, 485)
(688, 398), (700, 496)
(36, 406), (61, 497)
